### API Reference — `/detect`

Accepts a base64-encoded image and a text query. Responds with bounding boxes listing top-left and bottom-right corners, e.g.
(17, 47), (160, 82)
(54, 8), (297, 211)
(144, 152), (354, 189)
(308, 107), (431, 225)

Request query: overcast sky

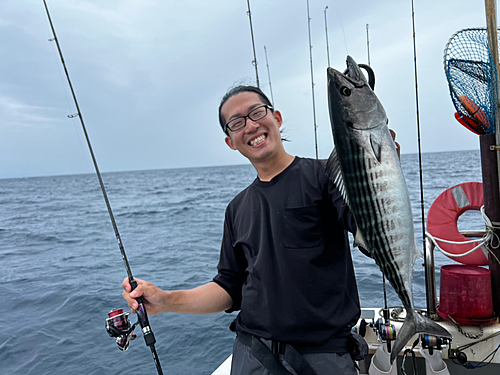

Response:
(0, 0), (492, 179)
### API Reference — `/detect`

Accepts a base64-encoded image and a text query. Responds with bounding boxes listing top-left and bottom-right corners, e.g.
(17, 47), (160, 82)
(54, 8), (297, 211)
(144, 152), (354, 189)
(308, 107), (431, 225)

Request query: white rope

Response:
(425, 232), (486, 258)
(481, 206), (500, 250)
(426, 206), (500, 262)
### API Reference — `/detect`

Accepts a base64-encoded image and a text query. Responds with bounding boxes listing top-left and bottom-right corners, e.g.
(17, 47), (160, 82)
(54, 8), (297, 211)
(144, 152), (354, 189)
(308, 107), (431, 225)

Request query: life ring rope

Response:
(426, 231), (487, 258)
(426, 206), (500, 263)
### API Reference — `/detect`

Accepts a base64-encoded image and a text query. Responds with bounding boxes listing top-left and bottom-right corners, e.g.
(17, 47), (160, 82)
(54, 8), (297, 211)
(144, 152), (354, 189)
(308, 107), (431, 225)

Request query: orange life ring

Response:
(426, 182), (488, 265)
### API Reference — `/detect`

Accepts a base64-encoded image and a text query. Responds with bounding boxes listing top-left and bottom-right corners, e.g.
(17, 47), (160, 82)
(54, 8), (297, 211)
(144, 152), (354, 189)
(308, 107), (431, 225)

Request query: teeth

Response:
(250, 135), (266, 146)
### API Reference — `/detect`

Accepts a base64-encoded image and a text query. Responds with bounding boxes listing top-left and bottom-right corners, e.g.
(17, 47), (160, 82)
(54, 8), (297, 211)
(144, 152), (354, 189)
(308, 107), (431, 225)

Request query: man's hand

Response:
(122, 277), (167, 315)
(389, 129), (401, 159)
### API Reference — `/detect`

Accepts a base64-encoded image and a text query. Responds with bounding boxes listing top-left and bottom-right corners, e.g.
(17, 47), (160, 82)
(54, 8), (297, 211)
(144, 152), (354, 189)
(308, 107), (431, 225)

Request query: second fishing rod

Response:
(42, 1), (163, 374)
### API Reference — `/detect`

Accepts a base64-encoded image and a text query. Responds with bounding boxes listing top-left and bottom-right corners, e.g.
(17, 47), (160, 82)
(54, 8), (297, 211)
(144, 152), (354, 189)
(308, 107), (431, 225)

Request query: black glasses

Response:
(224, 105), (273, 132)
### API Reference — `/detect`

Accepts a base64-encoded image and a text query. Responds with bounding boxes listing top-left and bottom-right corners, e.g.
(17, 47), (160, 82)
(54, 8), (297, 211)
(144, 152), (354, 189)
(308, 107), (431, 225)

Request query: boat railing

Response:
(424, 230), (486, 317)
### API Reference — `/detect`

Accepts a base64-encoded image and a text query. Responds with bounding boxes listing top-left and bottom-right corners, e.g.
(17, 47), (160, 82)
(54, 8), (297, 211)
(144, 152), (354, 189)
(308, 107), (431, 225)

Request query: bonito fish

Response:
(327, 56), (451, 363)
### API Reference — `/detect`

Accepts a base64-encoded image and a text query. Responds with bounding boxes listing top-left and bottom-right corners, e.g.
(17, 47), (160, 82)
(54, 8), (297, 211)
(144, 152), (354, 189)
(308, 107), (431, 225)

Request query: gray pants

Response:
(230, 337), (358, 375)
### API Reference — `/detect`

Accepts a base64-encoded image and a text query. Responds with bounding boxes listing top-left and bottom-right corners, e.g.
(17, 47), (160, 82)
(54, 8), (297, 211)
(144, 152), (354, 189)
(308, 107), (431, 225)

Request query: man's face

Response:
(221, 92), (283, 164)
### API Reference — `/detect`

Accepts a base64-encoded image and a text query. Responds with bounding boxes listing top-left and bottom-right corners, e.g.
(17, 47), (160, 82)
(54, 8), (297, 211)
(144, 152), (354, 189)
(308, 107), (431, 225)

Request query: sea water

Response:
(0, 150), (483, 374)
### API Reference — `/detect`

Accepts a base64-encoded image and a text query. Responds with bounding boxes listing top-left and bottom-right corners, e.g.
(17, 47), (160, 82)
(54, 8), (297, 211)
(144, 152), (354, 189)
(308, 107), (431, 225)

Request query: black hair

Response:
(218, 85), (273, 136)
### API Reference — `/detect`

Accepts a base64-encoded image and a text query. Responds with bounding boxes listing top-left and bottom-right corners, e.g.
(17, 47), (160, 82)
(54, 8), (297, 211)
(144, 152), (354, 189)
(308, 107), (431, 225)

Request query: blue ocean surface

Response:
(1, 150), (483, 374)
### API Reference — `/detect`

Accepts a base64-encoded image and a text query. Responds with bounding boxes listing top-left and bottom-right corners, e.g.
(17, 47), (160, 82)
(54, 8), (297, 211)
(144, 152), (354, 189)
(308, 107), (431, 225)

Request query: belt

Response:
(237, 331), (286, 355)
(237, 331), (349, 354)
(236, 332), (318, 375)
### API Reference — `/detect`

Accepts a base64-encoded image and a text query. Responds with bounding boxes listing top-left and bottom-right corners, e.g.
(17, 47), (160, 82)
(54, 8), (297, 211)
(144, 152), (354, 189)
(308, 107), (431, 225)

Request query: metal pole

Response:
(483, 0), (500, 316)
(263, 46), (274, 106)
(324, 6), (331, 67)
(246, 0), (260, 88)
(307, 0), (318, 159)
(485, 0), (500, 205)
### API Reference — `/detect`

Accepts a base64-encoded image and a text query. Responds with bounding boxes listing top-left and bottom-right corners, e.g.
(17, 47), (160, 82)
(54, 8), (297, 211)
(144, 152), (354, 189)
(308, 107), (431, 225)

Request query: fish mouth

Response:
(345, 55), (366, 83)
(248, 133), (267, 146)
(327, 56), (368, 88)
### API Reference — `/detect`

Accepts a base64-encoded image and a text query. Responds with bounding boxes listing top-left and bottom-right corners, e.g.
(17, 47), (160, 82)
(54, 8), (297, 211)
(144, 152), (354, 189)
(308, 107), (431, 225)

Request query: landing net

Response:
(444, 28), (498, 135)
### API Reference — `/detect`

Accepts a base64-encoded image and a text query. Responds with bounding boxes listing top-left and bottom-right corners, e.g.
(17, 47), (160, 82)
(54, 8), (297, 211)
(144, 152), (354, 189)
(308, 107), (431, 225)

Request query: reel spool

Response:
(371, 308), (397, 353)
(373, 318), (397, 342)
(105, 308), (138, 351)
(420, 334), (450, 355)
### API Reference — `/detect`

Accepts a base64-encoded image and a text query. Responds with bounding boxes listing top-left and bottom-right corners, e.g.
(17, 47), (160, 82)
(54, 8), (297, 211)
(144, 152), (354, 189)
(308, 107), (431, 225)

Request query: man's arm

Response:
(122, 278), (233, 315)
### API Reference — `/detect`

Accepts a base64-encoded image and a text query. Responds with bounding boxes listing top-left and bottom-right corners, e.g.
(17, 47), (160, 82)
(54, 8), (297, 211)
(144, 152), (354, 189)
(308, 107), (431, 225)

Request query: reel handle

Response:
(130, 278), (156, 347)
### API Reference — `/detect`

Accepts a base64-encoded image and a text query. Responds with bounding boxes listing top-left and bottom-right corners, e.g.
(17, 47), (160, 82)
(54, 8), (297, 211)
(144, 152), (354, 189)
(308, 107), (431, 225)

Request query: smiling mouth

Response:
(249, 134), (267, 146)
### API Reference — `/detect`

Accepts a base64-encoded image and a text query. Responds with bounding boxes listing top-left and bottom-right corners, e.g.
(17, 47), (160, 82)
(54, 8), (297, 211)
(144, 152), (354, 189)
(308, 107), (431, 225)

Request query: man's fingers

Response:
(123, 289), (140, 310)
(389, 129), (401, 159)
(389, 129), (396, 141)
(122, 277), (131, 292)
(122, 278), (145, 311)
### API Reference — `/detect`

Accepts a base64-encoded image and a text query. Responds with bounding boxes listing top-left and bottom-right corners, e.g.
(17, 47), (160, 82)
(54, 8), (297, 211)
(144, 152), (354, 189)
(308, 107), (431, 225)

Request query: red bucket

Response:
(437, 265), (495, 325)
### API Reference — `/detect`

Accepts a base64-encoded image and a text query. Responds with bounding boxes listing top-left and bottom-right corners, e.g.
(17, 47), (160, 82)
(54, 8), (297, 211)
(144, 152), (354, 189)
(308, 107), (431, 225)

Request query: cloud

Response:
(0, 0), (493, 178)
(0, 93), (62, 129)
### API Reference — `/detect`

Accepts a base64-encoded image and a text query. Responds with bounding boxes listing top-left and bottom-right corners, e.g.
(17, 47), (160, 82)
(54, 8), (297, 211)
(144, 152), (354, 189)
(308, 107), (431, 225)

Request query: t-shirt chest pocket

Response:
(281, 204), (323, 249)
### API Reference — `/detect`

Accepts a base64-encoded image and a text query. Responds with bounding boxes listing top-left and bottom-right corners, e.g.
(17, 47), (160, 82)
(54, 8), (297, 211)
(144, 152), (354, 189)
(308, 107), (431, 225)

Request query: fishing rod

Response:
(409, 0), (432, 318)
(42, 1), (163, 374)
(263, 46), (274, 107)
(362, 32), (396, 351)
(307, 0), (319, 159)
(246, 0), (260, 88)
(324, 6), (331, 67)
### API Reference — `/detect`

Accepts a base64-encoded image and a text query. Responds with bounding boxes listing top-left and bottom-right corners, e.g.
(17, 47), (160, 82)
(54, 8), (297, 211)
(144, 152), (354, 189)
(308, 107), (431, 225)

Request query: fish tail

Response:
(390, 312), (452, 364)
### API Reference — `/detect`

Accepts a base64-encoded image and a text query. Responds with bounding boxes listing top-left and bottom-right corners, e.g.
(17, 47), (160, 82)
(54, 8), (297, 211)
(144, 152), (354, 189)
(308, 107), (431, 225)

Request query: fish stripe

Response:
(345, 139), (413, 309)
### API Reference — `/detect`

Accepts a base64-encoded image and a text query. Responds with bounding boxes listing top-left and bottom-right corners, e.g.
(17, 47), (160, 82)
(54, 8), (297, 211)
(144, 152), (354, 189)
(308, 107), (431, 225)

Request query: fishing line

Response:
(42, 1), (163, 374)
(333, 0), (349, 55)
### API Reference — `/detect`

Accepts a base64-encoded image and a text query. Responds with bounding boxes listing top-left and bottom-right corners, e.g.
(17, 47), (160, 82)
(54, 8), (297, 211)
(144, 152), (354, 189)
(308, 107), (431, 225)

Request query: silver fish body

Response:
(327, 56), (451, 363)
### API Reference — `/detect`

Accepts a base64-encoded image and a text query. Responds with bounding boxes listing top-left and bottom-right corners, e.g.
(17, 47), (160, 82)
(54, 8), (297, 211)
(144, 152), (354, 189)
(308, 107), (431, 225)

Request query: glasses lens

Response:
(225, 105), (270, 132)
(226, 118), (245, 131)
(248, 106), (268, 121)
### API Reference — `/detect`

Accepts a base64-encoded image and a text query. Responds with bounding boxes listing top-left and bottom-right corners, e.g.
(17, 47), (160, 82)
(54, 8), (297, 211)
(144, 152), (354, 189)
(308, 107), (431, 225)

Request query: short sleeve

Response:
(212, 210), (248, 312)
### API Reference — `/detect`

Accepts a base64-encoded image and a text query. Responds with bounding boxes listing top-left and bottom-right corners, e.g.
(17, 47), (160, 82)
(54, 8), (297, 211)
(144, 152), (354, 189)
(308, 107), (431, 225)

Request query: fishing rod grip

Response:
(130, 278), (156, 347)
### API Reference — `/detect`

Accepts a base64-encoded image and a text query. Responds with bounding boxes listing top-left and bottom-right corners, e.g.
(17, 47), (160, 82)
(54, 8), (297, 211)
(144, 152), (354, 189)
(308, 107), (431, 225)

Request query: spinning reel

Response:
(373, 317), (397, 342)
(105, 308), (138, 351)
(420, 333), (450, 356)
(371, 308), (397, 352)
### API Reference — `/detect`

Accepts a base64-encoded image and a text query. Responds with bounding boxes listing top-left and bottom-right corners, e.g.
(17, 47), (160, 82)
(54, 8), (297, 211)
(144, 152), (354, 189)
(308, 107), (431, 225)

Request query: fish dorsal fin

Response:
(370, 134), (383, 163)
(326, 148), (349, 206)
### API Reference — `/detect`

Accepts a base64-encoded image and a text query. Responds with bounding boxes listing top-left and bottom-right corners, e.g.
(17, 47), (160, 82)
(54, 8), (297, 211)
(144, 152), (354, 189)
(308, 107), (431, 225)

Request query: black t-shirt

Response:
(213, 157), (360, 347)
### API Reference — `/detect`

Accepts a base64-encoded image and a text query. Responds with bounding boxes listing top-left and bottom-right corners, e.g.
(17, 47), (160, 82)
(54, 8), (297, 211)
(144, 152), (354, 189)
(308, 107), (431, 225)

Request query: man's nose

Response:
(244, 118), (260, 132)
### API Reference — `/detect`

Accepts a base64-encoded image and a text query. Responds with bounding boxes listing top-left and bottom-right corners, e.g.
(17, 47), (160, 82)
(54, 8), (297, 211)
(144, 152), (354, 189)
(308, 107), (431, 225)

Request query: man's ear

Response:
(225, 136), (237, 150)
(274, 110), (283, 128)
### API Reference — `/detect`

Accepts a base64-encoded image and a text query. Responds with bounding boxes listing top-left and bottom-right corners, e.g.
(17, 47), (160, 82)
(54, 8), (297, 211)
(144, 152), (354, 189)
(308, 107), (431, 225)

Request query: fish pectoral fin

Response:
(326, 148), (349, 206)
(354, 229), (372, 258)
(370, 134), (383, 163)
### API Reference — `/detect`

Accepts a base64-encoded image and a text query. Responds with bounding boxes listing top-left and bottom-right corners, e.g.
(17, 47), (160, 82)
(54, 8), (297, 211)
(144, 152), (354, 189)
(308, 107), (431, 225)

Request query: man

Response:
(123, 85), (396, 374)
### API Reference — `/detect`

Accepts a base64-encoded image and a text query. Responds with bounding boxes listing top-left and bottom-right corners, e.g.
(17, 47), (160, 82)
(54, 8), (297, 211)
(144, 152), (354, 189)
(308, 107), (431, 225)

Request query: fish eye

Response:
(340, 86), (351, 96)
